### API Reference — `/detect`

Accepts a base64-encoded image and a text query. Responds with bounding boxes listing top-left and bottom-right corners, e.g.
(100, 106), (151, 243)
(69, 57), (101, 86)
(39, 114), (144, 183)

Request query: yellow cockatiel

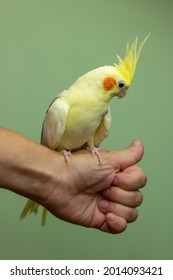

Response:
(20, 35), (150, 225)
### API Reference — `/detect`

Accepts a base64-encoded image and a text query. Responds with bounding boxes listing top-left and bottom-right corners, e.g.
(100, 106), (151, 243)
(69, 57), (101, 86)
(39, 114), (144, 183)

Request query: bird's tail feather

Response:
(20, 199), (47, 226)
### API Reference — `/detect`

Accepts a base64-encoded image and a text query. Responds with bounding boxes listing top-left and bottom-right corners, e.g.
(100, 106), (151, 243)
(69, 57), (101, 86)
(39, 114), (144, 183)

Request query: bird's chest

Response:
(59, 102), (108, 150)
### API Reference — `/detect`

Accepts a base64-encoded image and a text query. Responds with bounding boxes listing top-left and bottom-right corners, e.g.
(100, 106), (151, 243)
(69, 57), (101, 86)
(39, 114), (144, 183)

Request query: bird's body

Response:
(41, 66), (115, 153)
(20, 36), (150, 225)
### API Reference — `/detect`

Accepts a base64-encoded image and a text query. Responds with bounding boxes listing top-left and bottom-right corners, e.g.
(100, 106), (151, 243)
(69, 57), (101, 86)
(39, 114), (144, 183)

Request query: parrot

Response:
(20, 35), (150, 225)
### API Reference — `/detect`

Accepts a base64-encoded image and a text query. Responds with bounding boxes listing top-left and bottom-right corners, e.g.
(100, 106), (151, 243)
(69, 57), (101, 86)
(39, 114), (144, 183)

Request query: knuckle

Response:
(133, 209), (139, 221)
(113, 219), (127, 234)
(138, 168), (147, 188)
(142, 172), (147, 186)
(128, 209), (138, 223)
(134, 191), (143, 206)
(117, 173), (132, 190)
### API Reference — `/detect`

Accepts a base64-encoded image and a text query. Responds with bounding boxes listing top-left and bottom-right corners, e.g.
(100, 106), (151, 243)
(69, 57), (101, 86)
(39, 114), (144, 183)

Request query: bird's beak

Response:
(117, 87), (129, 99)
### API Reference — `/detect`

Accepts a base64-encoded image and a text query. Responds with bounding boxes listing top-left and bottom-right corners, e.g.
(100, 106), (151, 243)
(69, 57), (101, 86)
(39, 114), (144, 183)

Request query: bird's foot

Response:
(87, 147), (102, 165)
(61, 150), (72, 163)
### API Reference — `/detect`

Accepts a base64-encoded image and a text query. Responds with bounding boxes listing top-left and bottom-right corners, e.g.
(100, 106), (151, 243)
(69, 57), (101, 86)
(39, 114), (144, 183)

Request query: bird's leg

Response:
(61, 150), (72, 164)
(87, 146), (102, 165)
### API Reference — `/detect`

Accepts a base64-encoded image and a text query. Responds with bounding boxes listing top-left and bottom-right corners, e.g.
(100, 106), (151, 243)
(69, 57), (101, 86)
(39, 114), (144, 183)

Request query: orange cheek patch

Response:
(103, 77), (117, 90)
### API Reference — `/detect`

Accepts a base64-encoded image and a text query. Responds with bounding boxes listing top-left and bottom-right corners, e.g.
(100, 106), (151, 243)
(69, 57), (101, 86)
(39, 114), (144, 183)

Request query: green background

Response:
(0, 0), (172, 260)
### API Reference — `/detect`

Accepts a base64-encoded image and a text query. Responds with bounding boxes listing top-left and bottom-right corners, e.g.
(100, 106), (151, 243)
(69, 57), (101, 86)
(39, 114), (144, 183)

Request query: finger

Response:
(112, 166), (147, 191)
(98, 200), (138, 223)
(111, 139), (144, 171)
(102, 187), (143, 207)
(100, 214), (127, 234)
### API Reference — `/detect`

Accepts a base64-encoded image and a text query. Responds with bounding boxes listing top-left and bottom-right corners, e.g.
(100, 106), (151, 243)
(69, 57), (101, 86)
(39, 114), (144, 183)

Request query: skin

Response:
(0, 127), (147, 234)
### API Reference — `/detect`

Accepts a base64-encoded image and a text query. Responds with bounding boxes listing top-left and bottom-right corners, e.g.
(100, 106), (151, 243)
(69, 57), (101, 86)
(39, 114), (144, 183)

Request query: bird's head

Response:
(101, 35), (150, 101)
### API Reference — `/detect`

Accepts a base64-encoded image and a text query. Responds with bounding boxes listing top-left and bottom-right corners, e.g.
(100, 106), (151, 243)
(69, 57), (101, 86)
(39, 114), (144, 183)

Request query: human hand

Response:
(42, 140), (147, 234)
(98, 164), (146, 233)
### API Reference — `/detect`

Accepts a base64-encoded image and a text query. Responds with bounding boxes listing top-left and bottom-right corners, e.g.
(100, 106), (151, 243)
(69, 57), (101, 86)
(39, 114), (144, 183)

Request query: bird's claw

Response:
(87, 147), (102, 165)
(61, 150), (72, 163)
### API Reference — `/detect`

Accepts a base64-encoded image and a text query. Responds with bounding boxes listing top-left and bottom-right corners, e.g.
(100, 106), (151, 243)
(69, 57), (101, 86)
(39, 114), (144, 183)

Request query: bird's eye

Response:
(118, 80), (125, 88)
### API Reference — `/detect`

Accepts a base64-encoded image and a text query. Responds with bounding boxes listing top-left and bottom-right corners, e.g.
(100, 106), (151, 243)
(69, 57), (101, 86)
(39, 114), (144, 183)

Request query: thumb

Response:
(112, 139), (144, 171)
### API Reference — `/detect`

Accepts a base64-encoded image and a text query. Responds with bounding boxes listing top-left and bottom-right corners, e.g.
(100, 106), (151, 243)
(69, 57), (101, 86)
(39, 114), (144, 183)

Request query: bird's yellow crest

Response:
(114, 34), (150, 85)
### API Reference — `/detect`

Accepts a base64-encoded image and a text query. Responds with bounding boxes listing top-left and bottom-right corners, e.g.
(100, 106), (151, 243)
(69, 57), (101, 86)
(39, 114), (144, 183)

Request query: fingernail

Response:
(98, 200), (109, 209)
(107, 213), (117, 222)
(131, 139), (142, 148)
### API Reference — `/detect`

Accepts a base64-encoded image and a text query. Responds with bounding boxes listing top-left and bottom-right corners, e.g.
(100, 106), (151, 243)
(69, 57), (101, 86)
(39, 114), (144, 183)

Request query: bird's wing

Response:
(94, 106), (111, 147)
(41, 97), (69, 150)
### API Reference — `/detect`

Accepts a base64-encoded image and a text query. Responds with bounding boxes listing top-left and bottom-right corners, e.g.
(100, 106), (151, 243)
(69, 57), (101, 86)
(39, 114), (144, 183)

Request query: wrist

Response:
(0, 128), (64, 204)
